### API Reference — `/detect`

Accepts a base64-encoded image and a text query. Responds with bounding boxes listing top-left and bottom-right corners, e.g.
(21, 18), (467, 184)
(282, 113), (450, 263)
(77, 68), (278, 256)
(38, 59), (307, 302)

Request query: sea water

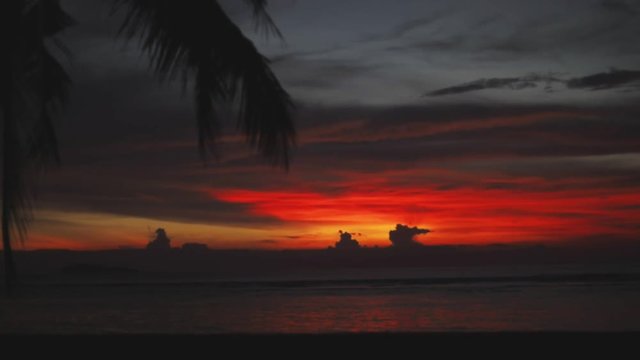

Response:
(2, 264), (640, 333)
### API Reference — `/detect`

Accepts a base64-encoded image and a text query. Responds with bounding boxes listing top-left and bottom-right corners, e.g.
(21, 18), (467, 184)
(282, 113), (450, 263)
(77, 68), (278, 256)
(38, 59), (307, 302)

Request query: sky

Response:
(24, 0), (640, 250)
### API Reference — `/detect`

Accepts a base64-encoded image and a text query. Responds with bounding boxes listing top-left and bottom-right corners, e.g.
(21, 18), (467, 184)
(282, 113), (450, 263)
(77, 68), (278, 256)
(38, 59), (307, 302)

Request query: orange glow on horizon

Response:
(208, 184), (640, 246)
(23, 177), (640, 250)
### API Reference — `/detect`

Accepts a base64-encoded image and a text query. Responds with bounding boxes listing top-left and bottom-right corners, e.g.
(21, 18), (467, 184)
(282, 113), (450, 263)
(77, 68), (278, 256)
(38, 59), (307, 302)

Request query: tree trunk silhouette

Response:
(2, 75), (17, 295)
(1, 0), (19, 295)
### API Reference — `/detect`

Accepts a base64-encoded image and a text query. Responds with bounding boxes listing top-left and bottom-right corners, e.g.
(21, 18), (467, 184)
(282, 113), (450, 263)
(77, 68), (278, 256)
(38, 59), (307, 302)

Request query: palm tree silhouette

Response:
(1, 0), (295, 293)
(1, 0), (73, 293)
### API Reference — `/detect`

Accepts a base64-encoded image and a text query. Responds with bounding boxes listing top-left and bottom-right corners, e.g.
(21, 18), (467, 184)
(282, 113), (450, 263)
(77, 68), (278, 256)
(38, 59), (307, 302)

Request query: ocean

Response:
(2, 264), (640, 333)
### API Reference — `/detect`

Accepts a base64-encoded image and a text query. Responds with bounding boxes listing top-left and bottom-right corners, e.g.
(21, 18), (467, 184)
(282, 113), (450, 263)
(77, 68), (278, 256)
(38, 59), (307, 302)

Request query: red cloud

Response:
(208, 182), (640, 246)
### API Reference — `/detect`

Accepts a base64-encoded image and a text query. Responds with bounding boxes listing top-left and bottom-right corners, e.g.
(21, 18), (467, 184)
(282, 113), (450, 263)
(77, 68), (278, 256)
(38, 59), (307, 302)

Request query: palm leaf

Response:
(1, 0), (72, 240)
(112, 0), (295, 167)
(243, 0), (283, 38)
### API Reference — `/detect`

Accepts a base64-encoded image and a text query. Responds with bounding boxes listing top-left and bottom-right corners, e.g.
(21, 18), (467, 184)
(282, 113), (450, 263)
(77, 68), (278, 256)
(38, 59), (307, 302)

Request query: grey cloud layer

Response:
(249, 0), (640, 104)
(34, 0), (640, 229)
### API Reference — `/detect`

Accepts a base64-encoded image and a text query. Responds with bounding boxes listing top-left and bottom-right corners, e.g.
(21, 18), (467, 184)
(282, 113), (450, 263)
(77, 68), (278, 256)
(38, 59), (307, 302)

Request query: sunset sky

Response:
(26, 0), (640, 250)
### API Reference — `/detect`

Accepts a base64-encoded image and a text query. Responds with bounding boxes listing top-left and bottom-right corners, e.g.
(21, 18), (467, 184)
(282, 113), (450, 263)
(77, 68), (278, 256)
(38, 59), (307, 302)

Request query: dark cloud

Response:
(299, 102), (640, 146)
(179, 101), (640, 192)
(427, 74), (563, 96)
(389, 224), (430, 248)
(37, 150), (285, 227)
(567, 69), (640, 90)
(428, 69), (640, 96)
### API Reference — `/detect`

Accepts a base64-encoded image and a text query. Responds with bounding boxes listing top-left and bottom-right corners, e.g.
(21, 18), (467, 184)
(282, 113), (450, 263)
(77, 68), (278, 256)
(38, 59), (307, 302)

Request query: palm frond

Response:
(1, 0), (72, 240)
(28, 48), (71, 166)
(195, 65), (222, 158)
(112, 0), (295, 167)
(41, 0), (75, 36)
(243, 0), (283, 38)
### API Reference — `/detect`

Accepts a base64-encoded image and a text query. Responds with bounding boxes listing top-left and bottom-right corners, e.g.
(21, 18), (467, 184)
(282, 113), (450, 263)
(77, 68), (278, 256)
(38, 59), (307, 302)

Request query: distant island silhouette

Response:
(146, 228), (209, 252)
(146, 228), (172, 251)
(144, 224), (431, 254)
(329, 224), (431, 250)
(6, 225), (640, 283)
(7, 240), (638, 283)
(332, 231), (361, 250)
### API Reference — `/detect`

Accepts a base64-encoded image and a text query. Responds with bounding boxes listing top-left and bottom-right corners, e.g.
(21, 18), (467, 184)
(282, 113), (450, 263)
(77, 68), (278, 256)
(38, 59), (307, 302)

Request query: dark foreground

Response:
(2, 333), (639, 356)
(2, 271), (640, 333)
(2, 247), (640, 333)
